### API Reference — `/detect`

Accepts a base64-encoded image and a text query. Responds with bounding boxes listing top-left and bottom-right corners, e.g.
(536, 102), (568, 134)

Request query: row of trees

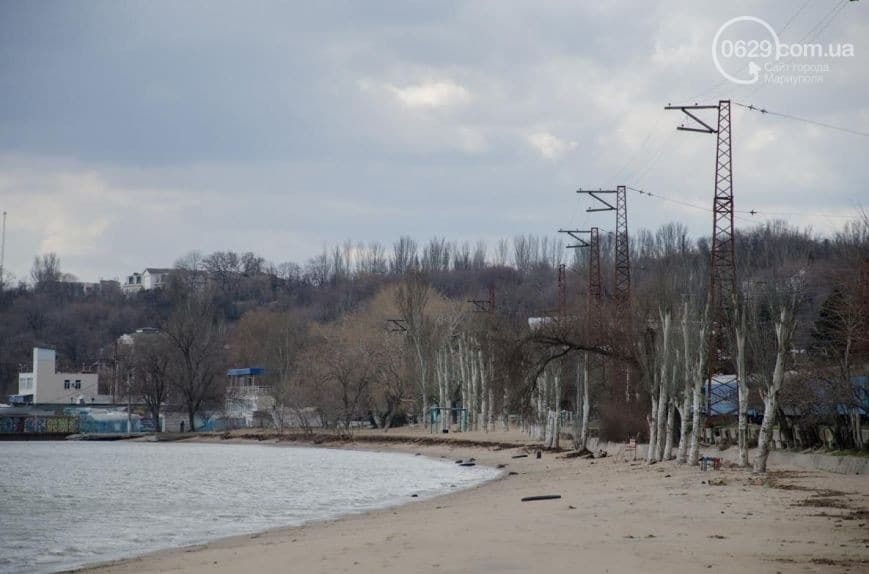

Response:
(1, 218), (866, 466)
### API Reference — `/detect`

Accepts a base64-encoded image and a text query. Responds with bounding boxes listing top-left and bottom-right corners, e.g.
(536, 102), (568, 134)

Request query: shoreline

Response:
(70, 436), (509, 574)
(78, 431), (869, 574)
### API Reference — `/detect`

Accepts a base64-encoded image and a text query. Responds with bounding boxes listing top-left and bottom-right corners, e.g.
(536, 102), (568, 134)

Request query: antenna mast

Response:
(0, 211), (6, 290)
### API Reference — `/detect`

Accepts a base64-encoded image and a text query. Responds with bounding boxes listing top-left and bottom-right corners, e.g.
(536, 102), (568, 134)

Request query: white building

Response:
(225, 368), (274, 428)
(14, 348), (112, 405)
(122, 268), (173, 295)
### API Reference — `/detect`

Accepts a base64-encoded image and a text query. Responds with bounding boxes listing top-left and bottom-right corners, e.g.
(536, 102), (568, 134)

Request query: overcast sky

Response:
(1, 1), (866, 282)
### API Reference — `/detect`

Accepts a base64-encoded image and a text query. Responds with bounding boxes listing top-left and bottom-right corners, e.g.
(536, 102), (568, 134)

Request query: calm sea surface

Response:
(0, 441), (499, 573)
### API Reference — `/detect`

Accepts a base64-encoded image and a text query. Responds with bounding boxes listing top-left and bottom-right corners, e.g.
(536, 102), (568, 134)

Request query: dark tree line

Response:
(0, 219), (866, 449)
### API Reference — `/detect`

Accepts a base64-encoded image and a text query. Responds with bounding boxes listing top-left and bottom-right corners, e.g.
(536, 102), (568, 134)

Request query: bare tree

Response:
(163, 291), (224, 431)
(396, 272), (433, 421)
(30, 253), (63, 286)
(128, 332), (172, 432)
(754, 288), (800, 473)
(391, 236), (418, 275)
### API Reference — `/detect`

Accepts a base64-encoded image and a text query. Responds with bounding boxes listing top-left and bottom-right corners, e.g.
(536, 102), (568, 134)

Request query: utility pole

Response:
(560, 226), (604, 436)
(575, 187), (632, 403)
(557, 263), (567, 317)
(558, 227), (601, 310)
(576, 187), (631, 311)
(665, 100), (737, 416)
(0, 211), (6, 291)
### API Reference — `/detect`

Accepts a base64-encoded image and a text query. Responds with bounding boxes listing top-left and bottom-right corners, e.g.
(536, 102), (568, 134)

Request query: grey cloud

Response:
(0, 1), (866, 281)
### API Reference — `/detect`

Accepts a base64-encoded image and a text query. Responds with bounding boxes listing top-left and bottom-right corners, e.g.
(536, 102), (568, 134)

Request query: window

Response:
(64, 380), (70, 389)
(74, 380), (81, 389)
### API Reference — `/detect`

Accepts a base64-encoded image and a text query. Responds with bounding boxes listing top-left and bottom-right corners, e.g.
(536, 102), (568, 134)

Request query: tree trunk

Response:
(754, 391), (778, 473)
(735, 308), (750, 467)
(501, 387), (510, 431)
(575, 355), (590, 451)
(754, 305), (797, 473)
(150, 405), (161, 433)
(655, 311), (672, 461)
(663, 397), (675, 460)
(534, 374), (546, 441)
(187, 406), (196, 432)
(655, 382), (668, 461)
(552, 373), (561, 449)
(478, 349), (488, 433)
(852, 407), (864, 450)
(384, 410), (395, 431)
(676, 391), (691, 463)
(487, 387), (495, 433)
(647, 393), (658, 463)
(688, 377), (704, 466)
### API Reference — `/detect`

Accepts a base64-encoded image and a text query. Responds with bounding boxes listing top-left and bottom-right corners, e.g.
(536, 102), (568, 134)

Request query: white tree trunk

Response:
(501, 387), (509, 431)
(655, 311), (672, 461)
(677, 304), (692, 464)
(735, 305), (750, 467)
(533, 375), (545, 441)
(688, 376), (704, 466)
(552, 373), (561, 449)
(488, 387), (495, 432)
(676, 391), (691, 463)
(754, 305), (796, 473)
(576, 355), (590, 451)
(655, 381), (669, 460)
(663, 397), (676, 460)
(754, 391), (778, 473)
(478, 349), (488, 433)
(647, 393), (658, 463)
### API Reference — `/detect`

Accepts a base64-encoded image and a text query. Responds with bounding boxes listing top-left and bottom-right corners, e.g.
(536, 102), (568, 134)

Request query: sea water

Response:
(0, 441), (499, 573)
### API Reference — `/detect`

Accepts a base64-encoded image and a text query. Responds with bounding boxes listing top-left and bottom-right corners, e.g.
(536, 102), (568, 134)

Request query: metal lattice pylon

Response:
(574, 185), (632, 404)
(614, 186), (631, 310)
(665, 99), (738, 415)
(588, 227), (602, 306)
(557, 263), (567, 317)
(709, 100), (736, 314)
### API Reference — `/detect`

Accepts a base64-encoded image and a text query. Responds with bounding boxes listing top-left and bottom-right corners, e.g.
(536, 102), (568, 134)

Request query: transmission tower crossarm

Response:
(557, 229), (591, 248)
(577, 189), (618, 212)
(664, 104), (719, 133)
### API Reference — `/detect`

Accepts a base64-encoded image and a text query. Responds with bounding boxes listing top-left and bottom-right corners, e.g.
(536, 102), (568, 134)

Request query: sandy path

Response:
(82, 437), (868, 574)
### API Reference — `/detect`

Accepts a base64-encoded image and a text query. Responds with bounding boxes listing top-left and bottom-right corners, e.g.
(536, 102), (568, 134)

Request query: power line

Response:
(781, 0), (815, 33)
(625, 186), (861, 223)
(798, 0), (848, 44)
(734, 101), (869, 137)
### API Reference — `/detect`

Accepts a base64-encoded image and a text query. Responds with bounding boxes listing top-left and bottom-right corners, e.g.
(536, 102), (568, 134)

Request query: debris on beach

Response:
(521, 495), (562, 502)
(559, 448), (593, 459)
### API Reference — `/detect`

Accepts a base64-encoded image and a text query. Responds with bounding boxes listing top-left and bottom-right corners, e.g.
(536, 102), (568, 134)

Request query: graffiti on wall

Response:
(0, 415), (79, 434)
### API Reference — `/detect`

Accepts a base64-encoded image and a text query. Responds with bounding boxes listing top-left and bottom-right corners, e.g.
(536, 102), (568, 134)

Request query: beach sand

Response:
(82, 431), (869, 574)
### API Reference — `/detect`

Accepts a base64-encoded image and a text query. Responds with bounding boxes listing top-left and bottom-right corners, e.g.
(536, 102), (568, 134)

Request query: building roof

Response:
(143, 268), (173, 274)
(227, 367), (266, 377)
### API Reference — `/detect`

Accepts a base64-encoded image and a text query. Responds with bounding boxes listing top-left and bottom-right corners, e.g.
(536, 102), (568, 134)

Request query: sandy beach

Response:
(81, 431), (869, 574)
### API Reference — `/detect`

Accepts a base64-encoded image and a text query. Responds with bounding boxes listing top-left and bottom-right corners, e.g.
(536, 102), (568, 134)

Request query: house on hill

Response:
(121, 268), (173, 295)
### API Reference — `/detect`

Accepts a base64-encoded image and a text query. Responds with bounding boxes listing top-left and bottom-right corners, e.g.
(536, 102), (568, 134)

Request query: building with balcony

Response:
(121, 268), (173, 295)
